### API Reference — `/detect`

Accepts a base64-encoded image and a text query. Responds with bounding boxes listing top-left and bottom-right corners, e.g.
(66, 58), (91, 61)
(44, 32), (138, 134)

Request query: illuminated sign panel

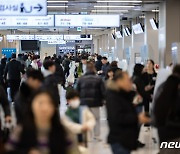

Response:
(0, 15), (54, 27)
(0, 0), (47, 16)
(55, 15), (120, 27)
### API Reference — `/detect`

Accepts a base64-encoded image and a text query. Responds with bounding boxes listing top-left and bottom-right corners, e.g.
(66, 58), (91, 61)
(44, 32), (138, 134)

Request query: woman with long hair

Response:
(5, 89), (77, 154)
(143, 59), (157, 116)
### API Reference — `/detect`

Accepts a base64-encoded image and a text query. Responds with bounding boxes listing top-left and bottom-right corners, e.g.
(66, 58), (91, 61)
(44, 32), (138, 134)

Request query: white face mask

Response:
(69, 100), (80, 109)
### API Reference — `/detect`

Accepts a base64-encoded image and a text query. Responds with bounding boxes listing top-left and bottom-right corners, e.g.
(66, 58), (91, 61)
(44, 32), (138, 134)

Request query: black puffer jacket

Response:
(14, 82), (33, 124)
(4, 59), (25, 81)
(43, 74), (60, 107)
(106, 81), (139, 150)
(76, 72), (105, 107)
(154, 75), (180, 143)
(0, 85), (10, 117)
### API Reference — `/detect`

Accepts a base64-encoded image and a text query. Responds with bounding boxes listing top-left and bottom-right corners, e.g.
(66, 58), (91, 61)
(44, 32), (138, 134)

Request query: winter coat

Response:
(154, 75), (180, 143)
(95, 60), (102, 72)
(62, 106), (96, 134)
(14, 82), (33, 124)
(106, 80), (139, 150)
(101, 62), (110, 77)
(4, 59), (25, 81)
(43, 74), (60, 107)
(76, 72), (105, 107)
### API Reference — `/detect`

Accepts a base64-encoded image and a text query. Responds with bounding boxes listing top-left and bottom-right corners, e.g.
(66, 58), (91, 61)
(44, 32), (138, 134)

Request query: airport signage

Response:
(0, 15), (54, 27)
(0, 0), (47, 16)
(35, 35), (63, 41)
(132, 23), (144, 34)
(6, 35), (93, 41)
(7, 35), (35, 40)
(48, 40), (66, 45)
(64, 35), (92, 41)
(55, 15), (120, 27)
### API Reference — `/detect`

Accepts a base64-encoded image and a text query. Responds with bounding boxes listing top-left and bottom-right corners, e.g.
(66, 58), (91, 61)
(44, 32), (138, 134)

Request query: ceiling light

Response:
(97, 1), (142, 2)
(47, 6), (68, 8)
(94, 5), (135, 8)
(152, 9), (159, 12)
(47, 1), (68, 3)
(91, 10), (128, 12)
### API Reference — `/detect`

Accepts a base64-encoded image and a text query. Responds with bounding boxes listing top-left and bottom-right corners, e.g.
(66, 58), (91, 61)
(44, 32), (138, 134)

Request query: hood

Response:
(106, 80), (119, 91)
(41, 67), (53, 77)
(20, 82), (32, 97)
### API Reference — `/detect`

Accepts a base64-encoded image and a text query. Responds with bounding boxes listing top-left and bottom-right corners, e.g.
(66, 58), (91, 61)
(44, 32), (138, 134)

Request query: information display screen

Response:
(132, 23), (144, 34)
(55, 15), (120, 27)
(0, 15), (54, 27)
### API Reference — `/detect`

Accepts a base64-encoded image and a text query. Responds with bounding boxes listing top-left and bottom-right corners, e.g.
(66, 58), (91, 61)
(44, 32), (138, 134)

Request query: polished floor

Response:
(60, 88), (160, 154)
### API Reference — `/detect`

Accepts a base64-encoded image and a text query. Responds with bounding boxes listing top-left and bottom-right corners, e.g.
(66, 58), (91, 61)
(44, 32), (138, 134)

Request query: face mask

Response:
(70, 100), (80, 109)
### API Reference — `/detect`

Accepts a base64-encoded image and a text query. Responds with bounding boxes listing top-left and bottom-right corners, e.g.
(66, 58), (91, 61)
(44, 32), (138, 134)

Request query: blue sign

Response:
(2, 48), (16, 58)
(0, 0), (47, 16)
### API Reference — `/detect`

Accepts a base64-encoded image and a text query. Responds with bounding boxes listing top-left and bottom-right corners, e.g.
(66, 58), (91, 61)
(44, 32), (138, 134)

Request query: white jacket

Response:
(62, 107), (96, 134)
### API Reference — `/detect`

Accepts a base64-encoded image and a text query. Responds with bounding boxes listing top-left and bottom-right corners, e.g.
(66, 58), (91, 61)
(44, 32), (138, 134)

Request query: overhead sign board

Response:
(7, 35), (35, 40)
(0, 15), (54, 28)
(35, 35), (63, 41)
(0, 0), (47, 16)
(6, 35), (92, 41)
(48, 40), (66, 45)
(64, 35), (92, 41)
(55, 15), (120, 27)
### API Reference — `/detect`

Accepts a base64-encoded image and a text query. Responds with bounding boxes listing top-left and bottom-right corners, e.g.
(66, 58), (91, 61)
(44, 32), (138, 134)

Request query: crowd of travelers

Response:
(0, 51), (179, 154)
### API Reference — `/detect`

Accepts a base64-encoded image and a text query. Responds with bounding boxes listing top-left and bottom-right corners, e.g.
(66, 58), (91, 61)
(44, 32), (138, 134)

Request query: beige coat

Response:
(62, 107), (96, 135)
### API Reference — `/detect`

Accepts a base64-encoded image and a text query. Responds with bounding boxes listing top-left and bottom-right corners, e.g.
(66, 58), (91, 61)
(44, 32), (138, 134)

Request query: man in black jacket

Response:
(99, 56), (110, 78)
(42, 60), (60, 107)
(106, 71), (150, 154)
(76, 62), (105, 141)
(95, 55), (102, 72)
(4, 54), (25, 102)
(15, 69), (44, 124)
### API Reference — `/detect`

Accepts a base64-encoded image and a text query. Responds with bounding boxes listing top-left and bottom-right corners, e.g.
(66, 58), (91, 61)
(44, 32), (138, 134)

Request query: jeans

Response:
(111, 143), (130, 154)
(89, 107), (100, 137)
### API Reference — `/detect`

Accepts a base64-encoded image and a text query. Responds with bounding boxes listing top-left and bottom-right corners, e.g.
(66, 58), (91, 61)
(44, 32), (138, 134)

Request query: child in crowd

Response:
(62, 90), (95, 152)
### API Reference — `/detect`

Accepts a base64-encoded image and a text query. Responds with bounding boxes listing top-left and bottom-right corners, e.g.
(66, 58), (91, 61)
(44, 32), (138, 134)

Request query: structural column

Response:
(159, 0), (180, 67)
(145, 13), (159, 63)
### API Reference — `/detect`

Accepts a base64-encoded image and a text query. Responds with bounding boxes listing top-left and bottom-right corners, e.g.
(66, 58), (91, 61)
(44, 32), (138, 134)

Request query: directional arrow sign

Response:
(0, 0), (47, 16)
(34, 4), (43, 12)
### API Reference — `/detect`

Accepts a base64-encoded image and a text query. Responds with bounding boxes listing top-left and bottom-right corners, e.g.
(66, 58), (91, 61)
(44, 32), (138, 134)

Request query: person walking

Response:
(0, 58), (7, 90)
(5, 89), (78, 154)
(14, 69), (44, 124)
(42, 60), (60, 107)
(95, 55), (102, 72)
(142, 59), (157, 115)
(106, 71), (151, 154)
(4, 54), (25, 102)
(154, 65), (180, 154)
(99, 57), (110, 78)
(76, 62), (105, 141)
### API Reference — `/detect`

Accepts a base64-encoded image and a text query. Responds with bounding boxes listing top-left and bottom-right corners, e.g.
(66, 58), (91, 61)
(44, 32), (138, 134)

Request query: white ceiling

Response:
(0, 0), (163, 35)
